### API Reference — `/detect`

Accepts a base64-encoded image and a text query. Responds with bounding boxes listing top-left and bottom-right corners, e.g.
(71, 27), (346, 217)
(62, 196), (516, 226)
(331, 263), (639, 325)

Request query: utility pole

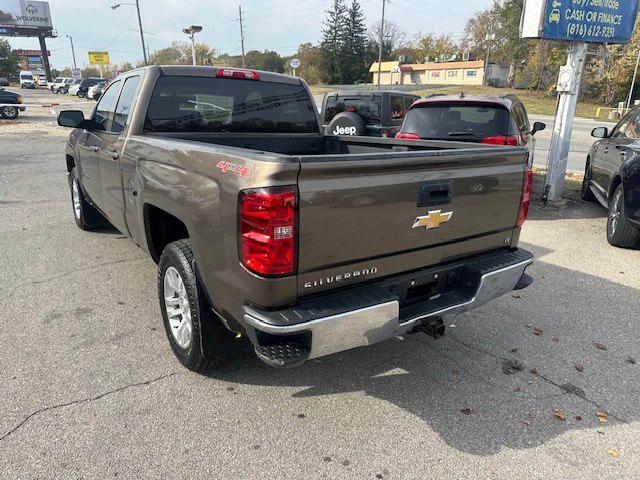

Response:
(544, 41), (589, 202)
(135, 0), (148, 65)
(627, 48), (640, 110)
(376, 0), (386, 90)
(239, 5), (246, 68)
(66, 35), (77, 69)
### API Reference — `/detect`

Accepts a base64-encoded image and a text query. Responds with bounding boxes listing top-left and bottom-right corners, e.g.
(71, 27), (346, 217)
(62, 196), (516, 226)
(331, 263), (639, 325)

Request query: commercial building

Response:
(370, 60), (510, 87)
(13, 49), (51, 71)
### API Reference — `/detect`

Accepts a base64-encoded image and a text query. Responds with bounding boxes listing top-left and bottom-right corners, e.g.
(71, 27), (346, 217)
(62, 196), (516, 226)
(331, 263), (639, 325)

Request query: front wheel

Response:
(607, 184), (640, 248)
(581, 159), (596, 202)
(158, 240), (232, 372)
(77, 91), (84, 98)
(0, 106), (18, 120)
(69, 167), (106, 230)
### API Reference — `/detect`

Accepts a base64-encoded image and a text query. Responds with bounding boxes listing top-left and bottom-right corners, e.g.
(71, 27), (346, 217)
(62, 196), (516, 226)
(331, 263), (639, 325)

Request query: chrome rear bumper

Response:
(244, 249), (533, 363)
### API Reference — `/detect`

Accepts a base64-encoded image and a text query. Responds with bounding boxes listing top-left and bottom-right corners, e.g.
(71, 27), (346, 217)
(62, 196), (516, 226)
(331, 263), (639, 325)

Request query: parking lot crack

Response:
(0, 372), (181, 442)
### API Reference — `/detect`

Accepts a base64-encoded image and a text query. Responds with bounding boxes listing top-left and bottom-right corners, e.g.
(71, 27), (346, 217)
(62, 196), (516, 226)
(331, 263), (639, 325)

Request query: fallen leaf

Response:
(510, 348), (518, 353)
(533, 328), (543, 336)
(460, 408), (475, 415)
(513, 387), (522, 393)
(596, 412), (608, 423)
(607, 449), (619, 459)
(530, 368), (539, 375)
(626, 356), (637, 365)
(575, 416), (582, 421)
(512, 293), (521, 299)
(525, 323), (532, 328)
(553, 336), (560, 343)
(452, 368), (460, 375)
(552, 406), (566, 421)
(594, 343), (607, 351)
(575, 363), (584, 372)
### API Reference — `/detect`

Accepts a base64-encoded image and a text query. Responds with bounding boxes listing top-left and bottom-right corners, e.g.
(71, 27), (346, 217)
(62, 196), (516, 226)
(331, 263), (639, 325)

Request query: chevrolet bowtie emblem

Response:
(412, 210), (453, 230)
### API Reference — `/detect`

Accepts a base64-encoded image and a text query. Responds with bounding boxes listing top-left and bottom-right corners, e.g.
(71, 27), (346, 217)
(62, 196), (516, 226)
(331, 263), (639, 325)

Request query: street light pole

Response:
(111, 2), (147, 65)
(376, 0), (386, 90)
(66, 35), (77, 69)
(182, 26), (203, 66)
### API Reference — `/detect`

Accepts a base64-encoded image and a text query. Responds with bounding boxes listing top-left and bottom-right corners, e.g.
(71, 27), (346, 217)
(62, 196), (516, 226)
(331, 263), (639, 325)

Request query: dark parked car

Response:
(583, 109), (640, 248)
(0, 77), (9, 86)
(74, 78), (106, 97)
(396, 94), (545, 163)
(0, 87), (25, 119)
(321, 91), (421, 137)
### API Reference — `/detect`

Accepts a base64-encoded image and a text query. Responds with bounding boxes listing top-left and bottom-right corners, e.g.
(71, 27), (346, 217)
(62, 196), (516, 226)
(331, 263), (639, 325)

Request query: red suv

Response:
(396, 94), (545, 154)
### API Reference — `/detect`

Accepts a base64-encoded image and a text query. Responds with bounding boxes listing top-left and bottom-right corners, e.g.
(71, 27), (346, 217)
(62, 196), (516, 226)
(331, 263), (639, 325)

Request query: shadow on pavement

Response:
(206, 242), (639, 456)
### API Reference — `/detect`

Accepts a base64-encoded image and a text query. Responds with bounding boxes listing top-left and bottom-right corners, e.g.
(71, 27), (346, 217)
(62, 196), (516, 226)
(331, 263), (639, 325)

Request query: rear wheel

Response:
(581, 159), (596, 202)
(607, 184), (640, 248)
(69, 167), (106, 230)
(0, 106), (18, 120)
(158, 240), (232, 372)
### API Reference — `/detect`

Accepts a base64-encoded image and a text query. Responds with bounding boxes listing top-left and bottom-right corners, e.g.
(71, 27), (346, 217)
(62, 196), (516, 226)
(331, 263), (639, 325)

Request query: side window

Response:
(625, 113), (640, 139)
(93, 80), (121, 131)
(516, 104), (530, 132)
(404, 96), (417, 113)
(113, 76), (141, 133)
(390, 95), (406, 120)
(610, 110), (637, 139)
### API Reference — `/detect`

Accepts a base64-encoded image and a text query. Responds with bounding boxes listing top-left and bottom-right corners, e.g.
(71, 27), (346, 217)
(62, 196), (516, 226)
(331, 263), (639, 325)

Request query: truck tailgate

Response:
(297, 148), (528, 287)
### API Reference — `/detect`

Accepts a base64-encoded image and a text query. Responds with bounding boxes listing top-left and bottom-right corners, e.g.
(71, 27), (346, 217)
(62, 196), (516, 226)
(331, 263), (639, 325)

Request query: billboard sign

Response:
(88, 51), (110, 65)
(0, 0), (53, 35)
(521, 0), (639, 44)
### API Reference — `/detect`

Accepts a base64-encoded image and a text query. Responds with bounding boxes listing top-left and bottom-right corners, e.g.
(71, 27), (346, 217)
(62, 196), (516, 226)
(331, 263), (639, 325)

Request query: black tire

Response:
(607, 184), (640, 249)
(77, 91), (84, 98)
(158, 240), (232, 372)
(581, 158), (596, 202)
(327, 112), (367, 137)
(0, 106), (19, 120)
(69, 167), (105, 230)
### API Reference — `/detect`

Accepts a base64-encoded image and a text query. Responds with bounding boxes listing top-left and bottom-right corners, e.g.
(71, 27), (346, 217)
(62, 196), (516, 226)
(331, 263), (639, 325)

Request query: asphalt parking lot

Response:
(1, 94), (639, 479)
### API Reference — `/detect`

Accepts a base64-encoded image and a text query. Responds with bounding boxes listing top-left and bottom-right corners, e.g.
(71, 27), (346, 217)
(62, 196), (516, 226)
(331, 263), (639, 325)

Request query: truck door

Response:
(601, 112), (640, 194)
(77, 80), (121, 208)
(99, 75), (142, 235)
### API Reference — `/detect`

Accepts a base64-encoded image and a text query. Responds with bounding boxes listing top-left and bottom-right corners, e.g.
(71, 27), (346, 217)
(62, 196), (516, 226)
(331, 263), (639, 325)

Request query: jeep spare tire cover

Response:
(327, 112), (366, 136)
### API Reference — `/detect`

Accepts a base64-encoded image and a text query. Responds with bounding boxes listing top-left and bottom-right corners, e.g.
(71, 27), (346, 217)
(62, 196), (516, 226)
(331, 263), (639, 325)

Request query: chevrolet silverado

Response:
(58, 65), (534, 371)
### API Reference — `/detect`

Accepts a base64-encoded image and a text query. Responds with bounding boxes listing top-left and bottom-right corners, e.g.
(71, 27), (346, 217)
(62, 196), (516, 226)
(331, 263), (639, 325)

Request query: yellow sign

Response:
(88, 51), (110, 65)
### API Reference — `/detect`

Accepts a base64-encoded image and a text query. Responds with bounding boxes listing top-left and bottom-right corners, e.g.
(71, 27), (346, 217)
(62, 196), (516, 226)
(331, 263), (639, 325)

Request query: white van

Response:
(19, 71), (35, 89)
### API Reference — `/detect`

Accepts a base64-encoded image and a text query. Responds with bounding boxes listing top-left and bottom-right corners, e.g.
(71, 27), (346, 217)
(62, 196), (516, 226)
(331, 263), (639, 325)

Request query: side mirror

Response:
(591, 127), (609, 139)
(531, 121), (546, 136)
(58, 110), (88, 129)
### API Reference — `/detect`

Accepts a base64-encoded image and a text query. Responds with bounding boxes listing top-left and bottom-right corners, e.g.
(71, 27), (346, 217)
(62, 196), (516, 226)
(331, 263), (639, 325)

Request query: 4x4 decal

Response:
(216, 161), (251, 178)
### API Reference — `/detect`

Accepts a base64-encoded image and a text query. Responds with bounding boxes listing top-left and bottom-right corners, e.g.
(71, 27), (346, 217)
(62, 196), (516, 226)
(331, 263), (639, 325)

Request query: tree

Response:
(149, 41), (215, 66)
(293, 43), (323, 84)
(368, 20), (408, 58)
(0, 39), (20, 78)
(320, 0), (348, 83)
(343, 0), (368, 83)
(414, 33), (458, 62)
(244, 50), (285, 72)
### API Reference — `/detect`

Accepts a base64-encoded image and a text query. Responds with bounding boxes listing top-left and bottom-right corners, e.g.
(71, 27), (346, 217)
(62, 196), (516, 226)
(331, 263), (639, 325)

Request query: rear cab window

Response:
(402, 102), (518, 143)
(144, 76), (319, 134)
(324, 95), (382, 126)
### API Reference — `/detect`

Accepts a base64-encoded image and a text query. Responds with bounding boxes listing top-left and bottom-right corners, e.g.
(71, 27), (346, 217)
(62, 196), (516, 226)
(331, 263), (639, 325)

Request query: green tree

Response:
(244, 50), (285, 72)
(320, 0), (348, 83)
(414, 33), (458, 62)
(293, 43), (323, 84)
(343, 0), (368, 83)
(0, 39), (20, 78)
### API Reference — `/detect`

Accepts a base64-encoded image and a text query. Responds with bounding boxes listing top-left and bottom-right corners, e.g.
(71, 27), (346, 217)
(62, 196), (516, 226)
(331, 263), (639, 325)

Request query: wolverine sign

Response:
(0, 0), (54, 36)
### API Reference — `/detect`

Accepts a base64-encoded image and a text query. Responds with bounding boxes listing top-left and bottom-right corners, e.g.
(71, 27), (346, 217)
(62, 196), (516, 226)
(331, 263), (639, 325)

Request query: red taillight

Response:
(481, 135), (520, 146)
(239, 188), (296, 276)
(395, 132), (421, 140)
(216, 68), (260, 81)
(517, 169), (533, 227)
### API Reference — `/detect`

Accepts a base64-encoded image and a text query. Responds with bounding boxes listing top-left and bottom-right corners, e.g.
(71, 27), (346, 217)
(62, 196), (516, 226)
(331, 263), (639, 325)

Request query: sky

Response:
(4, 0), (494, 70)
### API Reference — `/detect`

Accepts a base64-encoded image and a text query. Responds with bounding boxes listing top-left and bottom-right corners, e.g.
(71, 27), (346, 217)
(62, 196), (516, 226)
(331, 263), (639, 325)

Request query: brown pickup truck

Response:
(58, 65), (534, 371)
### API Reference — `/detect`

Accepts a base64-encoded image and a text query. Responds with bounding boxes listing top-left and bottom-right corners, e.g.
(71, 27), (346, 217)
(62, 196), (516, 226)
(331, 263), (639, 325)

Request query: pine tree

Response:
(320, 0), (348, 84)
(344, 0), (367, 83)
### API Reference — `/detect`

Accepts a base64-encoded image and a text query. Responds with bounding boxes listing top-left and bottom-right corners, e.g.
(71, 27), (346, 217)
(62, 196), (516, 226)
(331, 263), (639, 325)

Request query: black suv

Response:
(76, 78), (106, 98)
(321, 91), (421, 138)
(0, 87), (25, 119)
(583, 109), (640, 248)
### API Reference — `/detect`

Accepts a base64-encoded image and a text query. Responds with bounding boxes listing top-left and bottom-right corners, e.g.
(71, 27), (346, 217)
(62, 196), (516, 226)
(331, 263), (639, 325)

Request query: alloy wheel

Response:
(163, 266), (193, 349)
